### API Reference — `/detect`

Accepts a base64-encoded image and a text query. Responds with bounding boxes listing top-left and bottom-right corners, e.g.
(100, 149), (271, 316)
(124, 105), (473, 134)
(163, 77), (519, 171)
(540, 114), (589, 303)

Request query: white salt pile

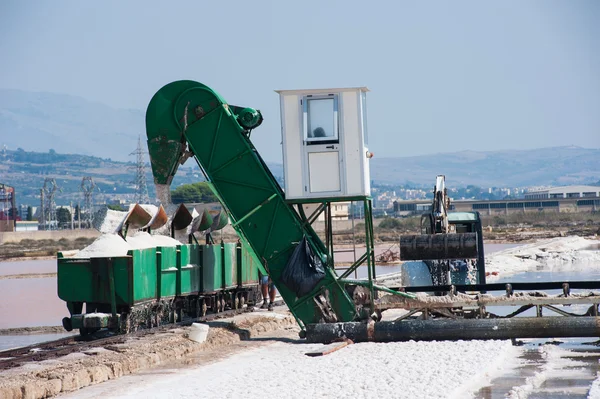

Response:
(486, 236), (600, 282)
(92, 208), (128, 234)
(74, 234), (132, 258)
(86, 338), (517, 399)
(72, 231), (182, 259)
(126, 231), (158, 250)
(127, 231), (181, 248)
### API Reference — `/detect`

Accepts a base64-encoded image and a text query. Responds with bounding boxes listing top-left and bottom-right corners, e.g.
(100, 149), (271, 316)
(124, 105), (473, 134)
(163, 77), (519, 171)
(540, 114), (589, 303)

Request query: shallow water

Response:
(0, 259), (56, 276)
(0, 332), (76, 351)
(475, 268), (600, 398)
(0, 277), (67, 329)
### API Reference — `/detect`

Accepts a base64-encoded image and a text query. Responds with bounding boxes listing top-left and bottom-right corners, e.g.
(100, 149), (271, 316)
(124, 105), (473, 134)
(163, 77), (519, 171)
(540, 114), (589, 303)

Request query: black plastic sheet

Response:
(281, 237), (325, 298)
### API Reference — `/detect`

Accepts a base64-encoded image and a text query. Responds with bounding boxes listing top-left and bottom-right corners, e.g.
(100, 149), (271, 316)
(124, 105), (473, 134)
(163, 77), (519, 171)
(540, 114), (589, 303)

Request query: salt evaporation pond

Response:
(0, 332), (77, 351)
(473, 267), (600, 398)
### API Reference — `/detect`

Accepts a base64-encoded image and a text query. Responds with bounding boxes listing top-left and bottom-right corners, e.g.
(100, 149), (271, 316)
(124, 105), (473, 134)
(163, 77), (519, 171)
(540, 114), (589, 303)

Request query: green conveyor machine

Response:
(145, 80), (359, 331)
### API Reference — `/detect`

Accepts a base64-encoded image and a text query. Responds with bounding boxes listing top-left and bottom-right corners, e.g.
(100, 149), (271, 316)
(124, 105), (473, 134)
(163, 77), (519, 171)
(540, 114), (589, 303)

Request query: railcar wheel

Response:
(120, 312), (132, 334)
(234, 294), (240, 310)
(239, 293), (245, 308)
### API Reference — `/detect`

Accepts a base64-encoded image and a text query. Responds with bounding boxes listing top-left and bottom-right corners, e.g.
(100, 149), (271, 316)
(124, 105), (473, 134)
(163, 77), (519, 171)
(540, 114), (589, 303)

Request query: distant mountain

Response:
(369, 146), (600, 187)
(263, 146), (600, 188)
(0, 90), (598, 190)
(0, 89), (143, 162)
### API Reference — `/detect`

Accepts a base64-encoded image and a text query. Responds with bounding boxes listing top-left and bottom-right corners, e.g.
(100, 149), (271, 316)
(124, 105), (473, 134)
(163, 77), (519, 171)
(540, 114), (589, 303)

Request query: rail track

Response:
(0, 301), (284, 371)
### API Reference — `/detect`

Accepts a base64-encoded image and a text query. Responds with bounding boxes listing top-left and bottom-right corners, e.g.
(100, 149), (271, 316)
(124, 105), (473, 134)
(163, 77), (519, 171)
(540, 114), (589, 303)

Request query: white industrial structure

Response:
(276, 87), (372, 200)
(525, 185), (600, 200)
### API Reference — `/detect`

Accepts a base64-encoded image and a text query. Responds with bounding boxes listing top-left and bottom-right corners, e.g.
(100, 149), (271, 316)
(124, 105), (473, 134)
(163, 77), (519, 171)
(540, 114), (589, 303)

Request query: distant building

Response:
(18, 205), (37, 221)
(525, 185), (600, 200)
(394, 190), (600, 216)
(15, 221), (39, 232)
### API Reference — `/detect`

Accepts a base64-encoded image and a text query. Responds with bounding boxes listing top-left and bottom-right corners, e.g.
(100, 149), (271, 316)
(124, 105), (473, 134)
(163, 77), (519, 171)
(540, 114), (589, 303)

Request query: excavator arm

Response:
(145, 80), (358, 329)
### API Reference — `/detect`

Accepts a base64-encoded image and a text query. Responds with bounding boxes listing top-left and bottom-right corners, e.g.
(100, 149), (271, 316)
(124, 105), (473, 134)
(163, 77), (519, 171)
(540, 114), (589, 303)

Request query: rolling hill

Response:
(370, 146), (600, 187)
(0, 89), (598, 201)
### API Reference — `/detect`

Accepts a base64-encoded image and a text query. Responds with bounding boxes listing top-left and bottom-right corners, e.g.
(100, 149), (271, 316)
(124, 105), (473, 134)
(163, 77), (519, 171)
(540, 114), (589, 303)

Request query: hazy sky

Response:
(1, 1), (599, 162)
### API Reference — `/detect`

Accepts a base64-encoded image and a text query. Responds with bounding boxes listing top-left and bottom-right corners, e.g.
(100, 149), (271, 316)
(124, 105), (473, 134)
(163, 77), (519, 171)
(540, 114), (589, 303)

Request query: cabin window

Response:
(303, 95), (339, 143)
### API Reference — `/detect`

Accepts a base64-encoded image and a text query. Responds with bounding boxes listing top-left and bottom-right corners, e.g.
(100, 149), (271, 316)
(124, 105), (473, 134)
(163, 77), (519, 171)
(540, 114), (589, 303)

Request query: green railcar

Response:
(58, 248), (158, 333)
(238, 241), (259, 287)
(222, 242), (238, 290)
(177, 244), (201, 295)
(201, 244), (222, 293)
(157, 246), (178, 298)
(57, 241), (261, 335)
(58, 248), (158, 309)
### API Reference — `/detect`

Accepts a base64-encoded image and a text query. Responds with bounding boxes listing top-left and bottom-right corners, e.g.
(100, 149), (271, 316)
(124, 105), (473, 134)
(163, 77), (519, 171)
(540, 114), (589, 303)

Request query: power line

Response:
(130, 135), (150, 204)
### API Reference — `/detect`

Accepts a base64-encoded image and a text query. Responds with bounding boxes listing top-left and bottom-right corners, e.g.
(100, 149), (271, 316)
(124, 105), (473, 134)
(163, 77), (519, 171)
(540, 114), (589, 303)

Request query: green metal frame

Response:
(290, 197), (378, 314)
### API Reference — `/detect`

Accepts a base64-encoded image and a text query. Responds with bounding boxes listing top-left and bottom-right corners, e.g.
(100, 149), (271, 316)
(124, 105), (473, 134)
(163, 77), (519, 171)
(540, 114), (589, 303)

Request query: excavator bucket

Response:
(171, 203), (193, 231)
(399, 232), (478, 261)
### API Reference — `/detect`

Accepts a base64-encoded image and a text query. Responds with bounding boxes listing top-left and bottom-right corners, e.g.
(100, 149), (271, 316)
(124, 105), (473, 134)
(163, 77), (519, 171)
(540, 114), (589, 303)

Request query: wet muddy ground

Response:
(475, 339), (600, 398)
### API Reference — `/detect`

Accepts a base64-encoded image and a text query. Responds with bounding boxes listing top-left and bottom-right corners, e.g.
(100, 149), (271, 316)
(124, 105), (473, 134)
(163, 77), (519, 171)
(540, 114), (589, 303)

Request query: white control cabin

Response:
(276, 87), (372, 201)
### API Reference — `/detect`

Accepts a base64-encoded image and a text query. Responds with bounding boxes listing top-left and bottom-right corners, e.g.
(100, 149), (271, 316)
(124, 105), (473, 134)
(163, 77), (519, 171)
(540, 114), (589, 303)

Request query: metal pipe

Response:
(393, 280), (600, 293)
(305, 317), (600, 343)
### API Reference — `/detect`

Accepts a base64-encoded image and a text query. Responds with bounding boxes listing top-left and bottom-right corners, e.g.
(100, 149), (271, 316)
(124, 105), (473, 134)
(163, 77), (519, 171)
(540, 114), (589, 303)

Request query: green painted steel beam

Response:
(286, 195), (372, 204)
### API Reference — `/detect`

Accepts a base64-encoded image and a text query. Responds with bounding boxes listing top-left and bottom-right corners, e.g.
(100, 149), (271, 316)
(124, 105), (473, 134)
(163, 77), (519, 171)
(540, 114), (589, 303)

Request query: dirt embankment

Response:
(0, 238), (96, 261)
(0, 327), (67, 336)
(0, 313), (296, 399)
(331, 214), (600, 245)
